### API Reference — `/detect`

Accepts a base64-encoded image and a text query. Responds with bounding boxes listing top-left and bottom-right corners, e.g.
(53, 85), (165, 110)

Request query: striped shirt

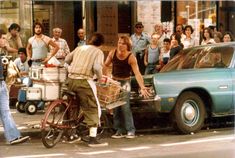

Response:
(51, 37), (70, 59)
(65, 45), (104, 80)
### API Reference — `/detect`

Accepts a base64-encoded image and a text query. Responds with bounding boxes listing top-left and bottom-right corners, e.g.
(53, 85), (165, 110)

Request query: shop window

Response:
(177, 1), (217, 27)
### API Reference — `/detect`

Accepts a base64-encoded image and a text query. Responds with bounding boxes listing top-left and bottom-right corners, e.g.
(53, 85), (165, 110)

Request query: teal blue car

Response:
(130, 42), (235, 134)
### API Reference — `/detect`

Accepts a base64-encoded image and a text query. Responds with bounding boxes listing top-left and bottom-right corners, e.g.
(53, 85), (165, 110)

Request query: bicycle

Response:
(41, 84), (126, 148)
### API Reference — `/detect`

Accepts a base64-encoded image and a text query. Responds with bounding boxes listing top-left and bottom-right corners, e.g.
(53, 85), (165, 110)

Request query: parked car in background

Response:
(130, 42), (235, 134)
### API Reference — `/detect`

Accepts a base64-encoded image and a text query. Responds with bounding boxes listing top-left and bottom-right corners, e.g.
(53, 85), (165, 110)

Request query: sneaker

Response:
(68, 136), (81, 144)
(125, 132), (135, 139)
(111, 132), (125, 139)
(88, 137), (108, 147)
(10, 136), (30, 145)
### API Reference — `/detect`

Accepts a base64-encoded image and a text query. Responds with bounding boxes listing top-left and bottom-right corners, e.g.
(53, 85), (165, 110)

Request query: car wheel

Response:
(25, 102), (37, 115)
(16, 102), (25, 113)
(172, 91), (206, 134)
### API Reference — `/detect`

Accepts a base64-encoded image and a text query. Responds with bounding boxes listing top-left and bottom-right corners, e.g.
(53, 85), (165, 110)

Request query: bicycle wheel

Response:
(41, 100), (68, 148)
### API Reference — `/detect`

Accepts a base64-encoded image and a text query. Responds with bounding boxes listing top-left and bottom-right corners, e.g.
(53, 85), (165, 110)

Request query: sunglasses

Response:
(135, 26), (143, 29)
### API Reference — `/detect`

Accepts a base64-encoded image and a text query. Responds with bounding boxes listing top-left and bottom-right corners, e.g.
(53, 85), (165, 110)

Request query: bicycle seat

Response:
(62, 89), (76, 97)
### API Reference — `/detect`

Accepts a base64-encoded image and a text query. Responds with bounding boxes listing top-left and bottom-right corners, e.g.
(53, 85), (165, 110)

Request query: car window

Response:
(194, 46), (233, 68)
(178, 49), (204, 69)
(160, 45), (234, 72)
(160, 48), (201, 72)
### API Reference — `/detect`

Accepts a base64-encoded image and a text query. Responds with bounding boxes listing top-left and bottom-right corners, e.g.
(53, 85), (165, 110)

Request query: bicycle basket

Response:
(96, 82), (127, 109)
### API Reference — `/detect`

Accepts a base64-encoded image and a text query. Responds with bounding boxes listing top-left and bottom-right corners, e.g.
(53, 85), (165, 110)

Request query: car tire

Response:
(25, 102), (37, 115)
(172, 91), (206, 134)
(16, 102), (25, 113)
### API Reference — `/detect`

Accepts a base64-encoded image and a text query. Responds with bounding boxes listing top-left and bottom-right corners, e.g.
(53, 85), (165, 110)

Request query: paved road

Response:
(0, 110), (235, 158)
(0, 128), (234, 158)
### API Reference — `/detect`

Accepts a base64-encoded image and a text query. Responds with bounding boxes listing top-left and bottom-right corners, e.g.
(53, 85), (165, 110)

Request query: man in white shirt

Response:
(51, 28), (70, 64)
(77, 28), (86, 47)
(14, 48), (31, 86)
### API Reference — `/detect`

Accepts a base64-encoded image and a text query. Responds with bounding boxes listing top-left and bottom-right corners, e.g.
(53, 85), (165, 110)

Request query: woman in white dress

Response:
(181, 25), (197, 49)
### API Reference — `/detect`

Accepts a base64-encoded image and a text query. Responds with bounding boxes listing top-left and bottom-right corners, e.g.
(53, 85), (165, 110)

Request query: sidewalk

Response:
(0, 109), (43, 140)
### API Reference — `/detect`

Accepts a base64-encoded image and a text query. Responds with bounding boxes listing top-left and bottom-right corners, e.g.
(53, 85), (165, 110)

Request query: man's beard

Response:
(35, 32), (42, 35)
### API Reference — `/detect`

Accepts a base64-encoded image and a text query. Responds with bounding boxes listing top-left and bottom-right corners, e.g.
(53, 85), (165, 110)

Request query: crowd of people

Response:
(131, 22), (234, 75)
(0, 21), (234, 147)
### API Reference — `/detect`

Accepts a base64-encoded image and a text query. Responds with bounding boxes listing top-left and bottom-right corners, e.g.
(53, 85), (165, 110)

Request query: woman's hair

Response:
(202, 27), (213, 40)
(223, 31), (234, 41)
(170, 32), (181, 44)
(87, 33), (104, 46)
(184, 25), (194, 34)
(33, 22), (44, 33)
(119, 35), (132, 51)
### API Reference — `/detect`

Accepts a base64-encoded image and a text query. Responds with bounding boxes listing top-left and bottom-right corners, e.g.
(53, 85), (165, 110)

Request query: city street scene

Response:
(0, 0), (235, 158)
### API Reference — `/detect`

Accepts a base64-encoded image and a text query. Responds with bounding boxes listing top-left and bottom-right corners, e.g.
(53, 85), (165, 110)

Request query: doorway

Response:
(33, 5), (53, 36)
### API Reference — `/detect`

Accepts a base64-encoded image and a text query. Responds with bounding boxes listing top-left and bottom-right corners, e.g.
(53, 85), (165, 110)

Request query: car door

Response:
(210, 45), (235, 115)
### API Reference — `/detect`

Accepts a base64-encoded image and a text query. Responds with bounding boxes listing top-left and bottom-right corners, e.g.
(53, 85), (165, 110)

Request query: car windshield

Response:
(160, 45), (234, 72)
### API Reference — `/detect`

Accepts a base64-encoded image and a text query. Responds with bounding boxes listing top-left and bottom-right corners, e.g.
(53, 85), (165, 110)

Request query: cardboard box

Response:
(33, 80), (60, 101)
(96, 83), (121, 106)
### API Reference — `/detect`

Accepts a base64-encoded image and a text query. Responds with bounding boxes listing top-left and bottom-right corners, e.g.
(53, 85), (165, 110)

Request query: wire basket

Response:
(96, 82), (127, 109)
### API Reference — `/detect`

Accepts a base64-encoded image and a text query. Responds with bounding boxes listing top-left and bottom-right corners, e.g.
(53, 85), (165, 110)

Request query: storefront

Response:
(0, 0), (33, 46)
(1, 1), (234, 50)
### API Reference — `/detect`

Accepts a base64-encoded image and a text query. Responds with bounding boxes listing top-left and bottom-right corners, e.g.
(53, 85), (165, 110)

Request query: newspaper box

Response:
(33, 80), (60, 101)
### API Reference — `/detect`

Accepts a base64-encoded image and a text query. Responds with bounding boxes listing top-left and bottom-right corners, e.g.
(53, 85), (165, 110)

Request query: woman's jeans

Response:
(113, 79), (135, 134)
(0, 81), (20, 142)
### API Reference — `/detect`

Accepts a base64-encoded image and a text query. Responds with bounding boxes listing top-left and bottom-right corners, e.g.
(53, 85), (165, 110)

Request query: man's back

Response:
(67, 45), (104, 79)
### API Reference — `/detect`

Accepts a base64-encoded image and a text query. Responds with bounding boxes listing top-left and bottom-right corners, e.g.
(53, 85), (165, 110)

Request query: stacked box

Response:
(41, 67), (59, 81)
(30, 67), (43, 80)
(33, 80), (60, 101)
(26, 87), (42, 100)
(59, 67), (67, 82)
(29, 67), (59, 81)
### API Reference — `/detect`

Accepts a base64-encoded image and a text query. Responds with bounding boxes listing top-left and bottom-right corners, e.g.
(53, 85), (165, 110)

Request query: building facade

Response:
(0, 1), (234, 51)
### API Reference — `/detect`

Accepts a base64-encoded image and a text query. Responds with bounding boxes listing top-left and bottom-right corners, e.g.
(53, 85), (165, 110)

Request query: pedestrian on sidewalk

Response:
(27, 22), (59, 66)
(77, 28), (86, 47)
(50, 27), (70, 65)
(131, 22), (150, 75)
(0, 54), (29, 145)
(65, 33), (108, 147)
(5, 23), (23, 60)
(103, 35), (150, 139)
